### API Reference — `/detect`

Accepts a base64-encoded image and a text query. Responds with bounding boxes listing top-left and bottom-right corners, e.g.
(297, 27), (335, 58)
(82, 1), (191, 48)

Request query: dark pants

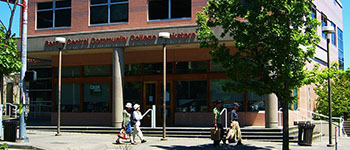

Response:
(214, 123), (225, 146)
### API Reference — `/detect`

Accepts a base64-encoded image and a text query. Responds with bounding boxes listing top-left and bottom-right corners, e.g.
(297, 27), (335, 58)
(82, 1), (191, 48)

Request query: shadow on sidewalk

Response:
(151, 144), (276, 150)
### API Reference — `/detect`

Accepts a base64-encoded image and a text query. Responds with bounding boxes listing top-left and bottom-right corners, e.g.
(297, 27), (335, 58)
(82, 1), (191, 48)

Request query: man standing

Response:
(213, 100), (225, 146)
(230, 103), (243, 145)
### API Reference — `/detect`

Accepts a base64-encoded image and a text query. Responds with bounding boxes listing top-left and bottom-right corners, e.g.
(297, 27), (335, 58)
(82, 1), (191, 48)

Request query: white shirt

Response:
(133, 110), (143, 126)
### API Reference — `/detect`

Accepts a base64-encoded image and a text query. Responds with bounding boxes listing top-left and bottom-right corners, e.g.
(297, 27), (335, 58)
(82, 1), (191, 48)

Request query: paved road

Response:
(0, 130), (349, 150)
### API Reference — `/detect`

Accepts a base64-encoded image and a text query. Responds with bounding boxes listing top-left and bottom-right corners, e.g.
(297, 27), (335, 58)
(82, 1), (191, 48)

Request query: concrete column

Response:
(265, 93), (279, 128)
(112, 48), (124, 127)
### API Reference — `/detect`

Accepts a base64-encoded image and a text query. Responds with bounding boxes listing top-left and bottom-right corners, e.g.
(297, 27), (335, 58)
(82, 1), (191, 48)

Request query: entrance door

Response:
(143, 81), (173, 126)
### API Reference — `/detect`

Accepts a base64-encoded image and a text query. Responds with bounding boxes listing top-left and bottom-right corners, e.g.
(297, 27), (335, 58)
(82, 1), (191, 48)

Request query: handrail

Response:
(220, 108), (228, 129)
(298, 108), (345, 137)
(5, 103), (18, 118)
(141, 105), (156, 128)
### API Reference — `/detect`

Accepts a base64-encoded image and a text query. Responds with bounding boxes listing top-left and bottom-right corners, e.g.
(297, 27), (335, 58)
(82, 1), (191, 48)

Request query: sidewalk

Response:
(0, 130), (348, 150)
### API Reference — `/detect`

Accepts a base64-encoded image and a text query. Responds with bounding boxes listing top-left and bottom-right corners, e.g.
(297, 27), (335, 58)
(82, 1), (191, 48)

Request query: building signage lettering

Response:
(44, 32), (196, 48)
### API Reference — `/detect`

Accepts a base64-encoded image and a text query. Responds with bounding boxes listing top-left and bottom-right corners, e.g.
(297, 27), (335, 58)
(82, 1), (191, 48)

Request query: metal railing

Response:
(4, 103), (18, 118)
(142, 105), (156, 128)
(220, 108), (228, 129)
(278, 107), (345, 138)
(298, 108), (345, 137)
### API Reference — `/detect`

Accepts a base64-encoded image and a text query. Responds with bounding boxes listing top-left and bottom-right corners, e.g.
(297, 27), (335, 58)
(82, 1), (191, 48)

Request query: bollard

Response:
(152, 105), (156, 128)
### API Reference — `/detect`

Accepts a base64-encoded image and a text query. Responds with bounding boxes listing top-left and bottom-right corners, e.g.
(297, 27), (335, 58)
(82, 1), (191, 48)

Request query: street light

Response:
(322, 25), (334, 147)
(159, 32), (170, 141)
(55, 37), (66, 136)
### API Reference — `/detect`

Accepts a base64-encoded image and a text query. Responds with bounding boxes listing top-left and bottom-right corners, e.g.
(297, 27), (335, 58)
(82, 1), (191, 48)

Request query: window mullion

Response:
(168, 0), (171, 19)
(53, 0), (56, 28)
(108, 0), (111, 24)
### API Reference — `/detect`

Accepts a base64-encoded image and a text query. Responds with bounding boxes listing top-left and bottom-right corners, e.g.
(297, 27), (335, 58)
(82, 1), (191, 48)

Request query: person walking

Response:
(132, 104), (147, 143)
(213, 100), (226, 146)
(116, 102), (135, 144)
(226, 102), (243, 145)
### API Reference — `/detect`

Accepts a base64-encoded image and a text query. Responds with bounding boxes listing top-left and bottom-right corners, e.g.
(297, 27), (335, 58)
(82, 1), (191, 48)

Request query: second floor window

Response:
(90, 0), (129, 25)
(149, 0), (191, 20)
(331, 22), (336, 45)
(321, 15), (327, 39)
(37, 0), (71, 29)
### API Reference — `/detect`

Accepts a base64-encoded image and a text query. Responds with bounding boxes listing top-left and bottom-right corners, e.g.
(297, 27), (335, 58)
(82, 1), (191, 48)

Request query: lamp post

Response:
(322, 26), (335, 147)
(159, 32), (170, 141)
(55, 37), (66, 136)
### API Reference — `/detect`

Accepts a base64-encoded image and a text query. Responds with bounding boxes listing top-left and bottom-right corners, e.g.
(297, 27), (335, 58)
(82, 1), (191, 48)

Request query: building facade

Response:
(21, 0), (343, 127)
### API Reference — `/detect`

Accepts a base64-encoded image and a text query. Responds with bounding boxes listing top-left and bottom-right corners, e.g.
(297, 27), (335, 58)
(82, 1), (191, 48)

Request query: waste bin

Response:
(3, 119), (19, 142)
(298, 122), (315, 146)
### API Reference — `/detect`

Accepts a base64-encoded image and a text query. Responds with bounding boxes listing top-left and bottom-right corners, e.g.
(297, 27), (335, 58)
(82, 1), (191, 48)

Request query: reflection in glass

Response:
(57, 84), (80, 112)
(84, 66), (110, 76)
(176, 61), (207, 74)
(144, 63), (172, 74)
(124, 82), (142, 105)
(210, 80), (243, 111)
(83, 83), (110, 112)
(145, 83), (156, 105)
(247, 92), (264, 111)
(176, 80), (207, 112)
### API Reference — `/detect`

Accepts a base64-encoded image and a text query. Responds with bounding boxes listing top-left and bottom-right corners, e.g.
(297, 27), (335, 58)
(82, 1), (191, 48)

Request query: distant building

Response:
(17, 0), (342, 127)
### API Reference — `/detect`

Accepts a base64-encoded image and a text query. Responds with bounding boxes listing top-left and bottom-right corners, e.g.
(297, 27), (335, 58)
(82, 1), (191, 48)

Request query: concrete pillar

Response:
(265, 93), (278, 128)
(112, 48), (124, 127)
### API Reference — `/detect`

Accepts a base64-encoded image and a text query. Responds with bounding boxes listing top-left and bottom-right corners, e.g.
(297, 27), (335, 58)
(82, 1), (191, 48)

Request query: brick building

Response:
(17, 0), (343, 127)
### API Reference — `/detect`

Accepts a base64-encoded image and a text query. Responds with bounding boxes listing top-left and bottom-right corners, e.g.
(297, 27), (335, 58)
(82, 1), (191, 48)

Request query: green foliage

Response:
(0, 143), (8, 150)
(0, 24), (22, 75)
(196, 0), (320, 103)
(307, 63), (350, 118)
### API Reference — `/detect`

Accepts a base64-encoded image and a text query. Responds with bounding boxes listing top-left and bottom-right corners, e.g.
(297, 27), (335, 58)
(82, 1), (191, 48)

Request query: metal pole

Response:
(19, 0), (28, 141)
(161, 44), (167, 140)
(56, 48), (62, 136)
(326, 38), (333, 147)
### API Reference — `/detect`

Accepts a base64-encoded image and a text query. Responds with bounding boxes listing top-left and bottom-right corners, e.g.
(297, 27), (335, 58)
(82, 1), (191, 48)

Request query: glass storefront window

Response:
(35, 68), (52, 78)
(247, 92), (265, 111)
(56, 67), (80, 77)
(176, 80), (207, 112)
(145, 83), (156, 105)
(210, 60), (226, 72)
(83, 83), (110, 112)
(144, 63), (172, 75)
(176, 61), (207, 73)
(84, 65), (110, 76)
(29, 91), (52, 112)
(125, 64), (142, 75)
(58, 84), (80, 112)
(210, 80), (243, 111)
(124, 82), (142, 105)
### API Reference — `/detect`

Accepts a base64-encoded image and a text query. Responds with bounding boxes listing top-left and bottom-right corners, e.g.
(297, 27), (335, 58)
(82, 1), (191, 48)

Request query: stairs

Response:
(344, 120), (350, 136)
(27, 126), (320, 141)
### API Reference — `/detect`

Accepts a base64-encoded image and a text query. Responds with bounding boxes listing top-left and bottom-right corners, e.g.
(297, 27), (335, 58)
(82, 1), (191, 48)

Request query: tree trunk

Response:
(282, 100), (289, 150)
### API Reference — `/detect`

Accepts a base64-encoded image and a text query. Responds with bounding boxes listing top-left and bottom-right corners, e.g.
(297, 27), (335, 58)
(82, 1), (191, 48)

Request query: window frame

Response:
(89, 0), (129, 26)
(148, 0), (192, 22)
(321, 14), (328, 39)
(337, 27), (344, 70)
(36, 0), (71, 30)
(330, 22), (336, 46)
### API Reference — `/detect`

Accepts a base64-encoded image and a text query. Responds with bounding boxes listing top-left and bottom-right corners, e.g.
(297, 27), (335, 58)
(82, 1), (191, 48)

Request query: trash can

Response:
(298, 122), (315, 146)
(3, 119), (19, 142)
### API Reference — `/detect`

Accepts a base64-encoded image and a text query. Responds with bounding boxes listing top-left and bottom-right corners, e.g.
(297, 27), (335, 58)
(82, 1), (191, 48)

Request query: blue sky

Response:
(0, 1), (349, 70)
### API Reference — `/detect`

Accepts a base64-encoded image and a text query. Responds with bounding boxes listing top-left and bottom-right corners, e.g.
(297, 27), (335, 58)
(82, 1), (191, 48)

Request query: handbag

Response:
(210, 128), (221, 141)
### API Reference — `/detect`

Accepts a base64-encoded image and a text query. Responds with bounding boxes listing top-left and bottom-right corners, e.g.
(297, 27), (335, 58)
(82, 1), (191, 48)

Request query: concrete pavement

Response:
(0, 130), (349, 150)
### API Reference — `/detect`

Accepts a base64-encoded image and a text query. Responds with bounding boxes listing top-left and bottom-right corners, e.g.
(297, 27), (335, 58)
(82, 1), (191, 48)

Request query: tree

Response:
(196, 0), (319, 149)
(0, 0), (22, 104)
(308, 64), (350, 119)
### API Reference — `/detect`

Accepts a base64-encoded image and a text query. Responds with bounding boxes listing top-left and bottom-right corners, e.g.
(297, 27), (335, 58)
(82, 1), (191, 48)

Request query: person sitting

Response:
(226, 103), (243, 145)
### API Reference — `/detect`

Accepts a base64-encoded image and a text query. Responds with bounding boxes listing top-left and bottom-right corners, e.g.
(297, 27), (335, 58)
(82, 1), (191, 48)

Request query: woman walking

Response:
(116, 103), (135, 144)
(132, 104), (147, 143)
